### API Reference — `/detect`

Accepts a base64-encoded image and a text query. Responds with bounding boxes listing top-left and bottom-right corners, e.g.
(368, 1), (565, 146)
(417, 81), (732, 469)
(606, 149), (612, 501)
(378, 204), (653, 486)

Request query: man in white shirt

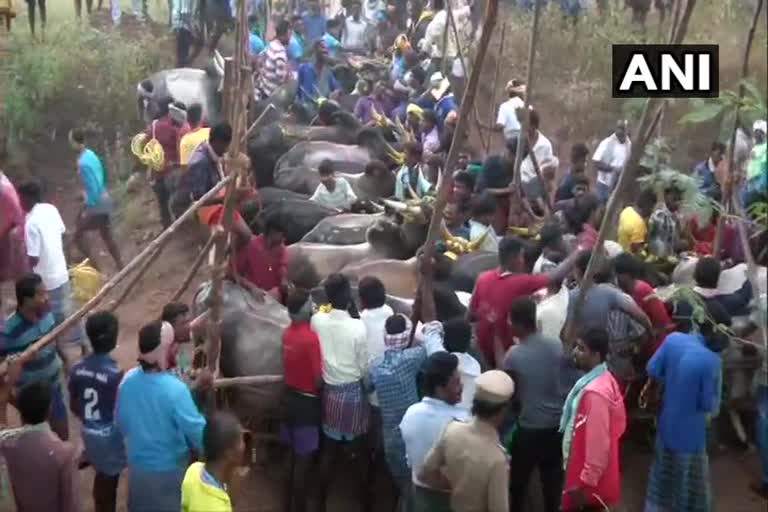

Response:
(312, 273), (371, 509)
(592, 119), (631, 203)
(395, 142), (433, 201)
(495, 80), (526, 143)
(341, 1), (369, 53)
(400, 351), (468, 508)
(519, 110), (559, 215)
(17, 182), (86, 368)
(468, 193), (500, 254)
(310, 159), (358, 211)
(421, 0), (472, 81)
(358, 276), (394, 409)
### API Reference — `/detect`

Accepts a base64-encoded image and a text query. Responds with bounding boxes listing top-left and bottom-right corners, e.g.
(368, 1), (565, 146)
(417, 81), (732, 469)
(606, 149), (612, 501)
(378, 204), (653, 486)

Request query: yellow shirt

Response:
(179, 128), (211, 167)
(617, 205), (647, 251)
(181, 462), (233, 512)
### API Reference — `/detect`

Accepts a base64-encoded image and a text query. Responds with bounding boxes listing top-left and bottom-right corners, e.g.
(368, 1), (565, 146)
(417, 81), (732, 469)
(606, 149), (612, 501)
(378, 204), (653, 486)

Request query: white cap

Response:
(430, 72), (445, 86)
(753, 120), (767, 135)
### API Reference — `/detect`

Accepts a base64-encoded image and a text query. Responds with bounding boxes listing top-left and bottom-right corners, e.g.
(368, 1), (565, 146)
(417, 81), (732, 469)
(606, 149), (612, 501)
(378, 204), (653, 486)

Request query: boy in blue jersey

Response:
(1, 272), (68, 441)
(68, 310), (126, 512)
(69, 128), (124, 272)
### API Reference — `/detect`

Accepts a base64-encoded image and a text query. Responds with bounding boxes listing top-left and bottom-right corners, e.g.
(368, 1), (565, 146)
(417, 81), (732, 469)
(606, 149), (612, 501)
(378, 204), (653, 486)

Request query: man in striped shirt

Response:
(256, 20), (292, 101)
(1, 272), (68, 440)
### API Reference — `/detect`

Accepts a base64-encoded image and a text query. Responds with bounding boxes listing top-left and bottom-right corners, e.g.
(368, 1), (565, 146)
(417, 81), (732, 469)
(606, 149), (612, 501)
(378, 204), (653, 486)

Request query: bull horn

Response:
(436, 166), (444, 191)
(382, 198), (408, 212)
(370, 202), (385, 212)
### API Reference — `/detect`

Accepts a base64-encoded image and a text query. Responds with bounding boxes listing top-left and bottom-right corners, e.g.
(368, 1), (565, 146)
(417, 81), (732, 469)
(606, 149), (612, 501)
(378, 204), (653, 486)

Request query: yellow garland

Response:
(131, 133), (165, 172)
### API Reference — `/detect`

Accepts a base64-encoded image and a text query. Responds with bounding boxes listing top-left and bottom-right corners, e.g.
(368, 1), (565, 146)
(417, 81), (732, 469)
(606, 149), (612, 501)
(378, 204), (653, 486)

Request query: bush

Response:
(2, 22), (169, 152)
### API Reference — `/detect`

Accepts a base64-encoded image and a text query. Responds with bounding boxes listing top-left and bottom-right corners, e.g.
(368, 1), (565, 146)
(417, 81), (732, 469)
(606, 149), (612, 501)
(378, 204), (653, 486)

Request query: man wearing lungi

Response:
(311, 273), (371, 512)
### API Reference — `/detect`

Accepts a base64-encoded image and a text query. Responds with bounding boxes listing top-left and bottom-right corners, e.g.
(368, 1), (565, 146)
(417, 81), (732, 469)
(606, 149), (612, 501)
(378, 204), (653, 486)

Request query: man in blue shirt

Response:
(68, 310), (125, 512)
(288, 14), (306, 65)
(296, 40), (339, 105)
(1, 272), (67, 440)
(643, 327), (723, 512)
(302, 0), (327, 43)
(116, 320), (209, 512)
(692, 141), (725, 200)
(70, 128), (124, 271)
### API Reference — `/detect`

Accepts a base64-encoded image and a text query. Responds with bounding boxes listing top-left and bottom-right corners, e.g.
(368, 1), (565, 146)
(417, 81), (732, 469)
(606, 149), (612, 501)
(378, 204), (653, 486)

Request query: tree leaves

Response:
(678, 101), (726, 124)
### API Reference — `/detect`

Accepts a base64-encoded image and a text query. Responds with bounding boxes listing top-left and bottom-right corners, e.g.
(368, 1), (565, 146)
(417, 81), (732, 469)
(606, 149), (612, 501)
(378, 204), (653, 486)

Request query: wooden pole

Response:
(107, 244), (165, 312)
(562, 0), (698, 349)
(422, 0), (499, 264)
(207, 0), (251, 383)
(713, 0), (763, 258)
(169, 232), (218, 303)
(213, 375), (283, 388)
(408, 0), (499, 341)
(508, 0), (542, 227)
(444, 0), (487, 151)
(0, 175), (234, 377)
(485, 22), (507, 156)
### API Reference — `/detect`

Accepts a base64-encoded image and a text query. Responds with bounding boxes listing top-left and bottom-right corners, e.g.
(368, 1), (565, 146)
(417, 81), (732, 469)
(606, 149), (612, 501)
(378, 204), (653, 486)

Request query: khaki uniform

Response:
(421, 418), (510, 512)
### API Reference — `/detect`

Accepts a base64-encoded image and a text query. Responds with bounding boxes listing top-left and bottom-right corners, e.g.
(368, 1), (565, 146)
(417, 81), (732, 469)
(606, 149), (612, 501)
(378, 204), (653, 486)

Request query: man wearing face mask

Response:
(116, 320), (209, 512)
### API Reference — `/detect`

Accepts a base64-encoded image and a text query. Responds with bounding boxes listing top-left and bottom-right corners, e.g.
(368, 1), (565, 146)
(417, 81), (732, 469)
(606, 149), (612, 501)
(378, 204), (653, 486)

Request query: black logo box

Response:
(612, 44), (719, 99)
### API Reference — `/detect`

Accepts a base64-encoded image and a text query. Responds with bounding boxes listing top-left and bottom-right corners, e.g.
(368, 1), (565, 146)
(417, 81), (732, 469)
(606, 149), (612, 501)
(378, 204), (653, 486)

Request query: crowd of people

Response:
(1, 0), (767, 511)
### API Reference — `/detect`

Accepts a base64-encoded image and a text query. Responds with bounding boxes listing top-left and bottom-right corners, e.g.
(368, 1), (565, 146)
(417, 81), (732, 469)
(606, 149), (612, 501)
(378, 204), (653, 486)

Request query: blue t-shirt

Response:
(288, 33), (305, 62)
(302, 13), (327, 42)
(434, 94), (457, 126)
(68, 354), (122, 430)
(296, 62), (339, 103)
(647, 332), (721, 453)
(249, 32), (266, 56)
(78, 149), (108, 208)
(116, 367), (206, 472)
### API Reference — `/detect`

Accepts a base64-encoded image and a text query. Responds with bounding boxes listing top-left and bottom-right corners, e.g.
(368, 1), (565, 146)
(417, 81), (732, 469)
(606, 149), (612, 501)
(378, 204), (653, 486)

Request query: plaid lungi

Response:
(644, 435), (712, 512)
(322, 381), (370, 441)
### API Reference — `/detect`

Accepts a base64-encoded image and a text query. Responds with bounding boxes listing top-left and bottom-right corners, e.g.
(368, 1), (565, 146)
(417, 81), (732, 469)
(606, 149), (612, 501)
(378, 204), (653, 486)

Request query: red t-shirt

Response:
(282, 321), (322, 394)
(234, 234), (287, 292)
(144, 116), (189, 170)
(632, 280), (673, 354)
(470, 270), (550, 366)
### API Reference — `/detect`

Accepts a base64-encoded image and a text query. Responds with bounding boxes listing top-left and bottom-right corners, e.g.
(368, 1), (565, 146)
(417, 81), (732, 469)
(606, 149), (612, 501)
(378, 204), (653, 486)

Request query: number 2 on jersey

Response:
(84, 387), (101, 421)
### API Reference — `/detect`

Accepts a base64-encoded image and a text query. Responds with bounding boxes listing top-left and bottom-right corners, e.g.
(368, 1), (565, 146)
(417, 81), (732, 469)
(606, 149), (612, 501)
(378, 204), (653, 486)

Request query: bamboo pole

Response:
(713, 0), (763, 259)
(509, 0), (542, 227)
(562, 0), (698, 349)
(444, 0), (487, 151)
(169, 232), (218, 303)
(0, 175), (234, 377)
(207, 0), (251, 383)
(107, 244), (164, 312)
(409, 0), (499, 341)
(213, 375), (284, 388)
(421, 0), (499, 266)
(485, 22), (507, 155)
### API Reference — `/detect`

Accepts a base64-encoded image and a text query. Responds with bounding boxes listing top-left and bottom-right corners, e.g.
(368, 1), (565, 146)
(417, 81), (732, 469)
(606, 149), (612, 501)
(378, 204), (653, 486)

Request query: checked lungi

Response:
(322, 381), (370, 441)
(644, 435), (712, 512)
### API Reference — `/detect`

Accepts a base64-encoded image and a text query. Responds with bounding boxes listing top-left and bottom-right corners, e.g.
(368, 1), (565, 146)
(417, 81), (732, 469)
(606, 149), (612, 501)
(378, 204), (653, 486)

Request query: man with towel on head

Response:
(418, 370), (514, 512)
(116, 320), (210, 512)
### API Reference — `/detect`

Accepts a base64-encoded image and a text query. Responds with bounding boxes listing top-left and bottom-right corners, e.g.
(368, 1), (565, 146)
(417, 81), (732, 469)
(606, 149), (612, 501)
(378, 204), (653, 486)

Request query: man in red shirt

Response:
(233, 217), (290, 302)
(144, 100), (190, 228)
(613, 253), (673, 355)
(281, 288), (322, 512)
(468, 236), (586, 367)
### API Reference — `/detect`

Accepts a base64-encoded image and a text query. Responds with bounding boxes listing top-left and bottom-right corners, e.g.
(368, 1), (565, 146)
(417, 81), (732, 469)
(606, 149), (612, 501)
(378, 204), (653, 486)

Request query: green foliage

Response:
(1, 23), (167, 149)
(678, 79), (768, 134)
(638, 137), (719, 222)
